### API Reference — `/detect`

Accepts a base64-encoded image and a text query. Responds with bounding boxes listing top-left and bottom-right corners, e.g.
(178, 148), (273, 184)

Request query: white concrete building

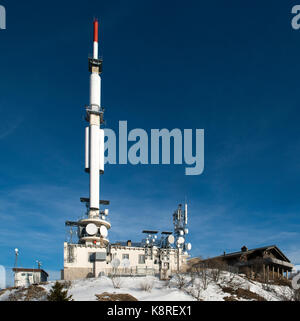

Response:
(13, 268), (48, 287)
(63, 240), (189, 281)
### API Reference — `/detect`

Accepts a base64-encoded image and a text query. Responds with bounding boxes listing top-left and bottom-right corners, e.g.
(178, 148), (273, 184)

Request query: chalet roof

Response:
(12, 268), (49, 277)
(203, 245), (291, 263)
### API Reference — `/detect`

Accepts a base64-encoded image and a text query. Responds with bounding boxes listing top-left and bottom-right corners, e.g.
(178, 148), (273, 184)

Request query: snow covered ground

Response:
(43, 276), (194, 301)
(0, 271), (295, 301)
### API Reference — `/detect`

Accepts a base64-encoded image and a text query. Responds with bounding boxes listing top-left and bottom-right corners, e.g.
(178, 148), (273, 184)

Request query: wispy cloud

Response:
(0, 117), (23, 140)
(1, 180), (300, 272)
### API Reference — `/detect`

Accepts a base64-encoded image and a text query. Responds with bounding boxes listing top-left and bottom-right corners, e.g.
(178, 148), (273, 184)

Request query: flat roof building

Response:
(13, 268), (48, 287)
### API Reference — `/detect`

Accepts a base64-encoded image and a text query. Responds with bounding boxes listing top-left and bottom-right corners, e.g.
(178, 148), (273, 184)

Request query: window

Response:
(88, 252), (94, 262)
(138, 255), (145, 264)
(67, 245), (75, 263)
(122, 254), (129, 260)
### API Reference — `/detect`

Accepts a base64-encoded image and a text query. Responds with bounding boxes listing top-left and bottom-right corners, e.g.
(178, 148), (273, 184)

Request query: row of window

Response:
(120, 254), (159, 265)
(113, 253), (146, 264)
(88, 252), (162, 265)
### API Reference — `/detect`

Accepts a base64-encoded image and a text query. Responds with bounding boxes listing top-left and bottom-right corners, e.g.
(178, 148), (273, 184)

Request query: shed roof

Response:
(12, 268), (49, 277)
(201, 245), (291, 263)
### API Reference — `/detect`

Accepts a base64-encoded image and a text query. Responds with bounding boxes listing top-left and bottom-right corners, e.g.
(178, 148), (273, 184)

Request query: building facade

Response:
(13, 268), (48, 287)
(190, 245), (294, 281)
(62, 241), (189, 281)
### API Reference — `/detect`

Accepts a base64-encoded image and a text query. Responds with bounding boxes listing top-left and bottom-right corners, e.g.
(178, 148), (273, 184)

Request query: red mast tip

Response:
(93, 19), (99, 43)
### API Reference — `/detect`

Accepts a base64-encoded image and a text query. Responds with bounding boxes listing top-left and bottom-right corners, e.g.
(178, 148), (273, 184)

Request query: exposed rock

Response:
(95, 292), (138, 301)
(221, 286), (265, 301)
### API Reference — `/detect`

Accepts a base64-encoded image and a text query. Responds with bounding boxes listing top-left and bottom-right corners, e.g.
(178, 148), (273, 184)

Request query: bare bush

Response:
(199, 269), (210, 290)
(207, 259), (228, 283)
(188, 279), (202, 301)
(185, 285), (202, 301)
(210, 268), (221, 283)
(183, 271), (205, 301)
(139, 279), (153, 292)
(194, 287), (202, 301)
(188, 272), (197, 287)
(194, 263), (212, 290)
(109, 274), (123, 289)
(172, 273), (188, 290)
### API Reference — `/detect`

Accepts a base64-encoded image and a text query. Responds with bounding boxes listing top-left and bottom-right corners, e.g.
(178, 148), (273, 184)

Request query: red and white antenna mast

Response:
(77, 20), (110, 247)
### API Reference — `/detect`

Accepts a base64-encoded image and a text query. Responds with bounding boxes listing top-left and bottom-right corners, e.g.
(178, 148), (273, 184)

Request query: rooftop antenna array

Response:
(142, 230), (158, 259)
(141, 230), (158, 246)
(173, 203), (192, 254)
(36, 260), (42, 269)
(160, 231), (175, 248)
(65, 221), (79, 244)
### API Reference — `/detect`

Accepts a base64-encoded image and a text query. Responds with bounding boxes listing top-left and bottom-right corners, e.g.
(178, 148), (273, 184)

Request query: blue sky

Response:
(1, 0), (300, 283)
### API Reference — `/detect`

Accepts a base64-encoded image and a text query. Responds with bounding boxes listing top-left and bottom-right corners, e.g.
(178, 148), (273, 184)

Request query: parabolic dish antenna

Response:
(167, 235), (175, 244)
(178, 236), (185, 244)
(179, 230), (184, 236)
(186, 243), (192, 251)
(100, 225), (108, 238)
(111, 258), (120, 268)
(86, 223), (98, 236)
(184, 228), (189, 235)
(121, 258), (130, 268)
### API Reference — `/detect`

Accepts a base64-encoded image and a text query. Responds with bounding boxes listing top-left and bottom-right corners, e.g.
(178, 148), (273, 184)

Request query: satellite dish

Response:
(104, 209), (109, 215)
(179, 230), (184, 236)
(184, 228), (189, 235)
(111, 258), (120, 268)
(100, 225), (108, 238)
(146, 239), (149, 244)
(178, 237), (185, 244)
(186, 243), (192, 251)
(86, 223), (98, 236)
(15, 248), (19, 254)
(167, 235), (175, 244)
(121, 258), (130, 268)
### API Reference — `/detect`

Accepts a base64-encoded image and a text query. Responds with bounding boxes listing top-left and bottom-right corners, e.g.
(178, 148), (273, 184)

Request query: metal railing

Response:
(105, 267), (158, 277)
(78, 214), (110, 223)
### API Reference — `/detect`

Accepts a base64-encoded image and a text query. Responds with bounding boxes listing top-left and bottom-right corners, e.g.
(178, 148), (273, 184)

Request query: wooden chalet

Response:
(191, 245), (294, 281)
